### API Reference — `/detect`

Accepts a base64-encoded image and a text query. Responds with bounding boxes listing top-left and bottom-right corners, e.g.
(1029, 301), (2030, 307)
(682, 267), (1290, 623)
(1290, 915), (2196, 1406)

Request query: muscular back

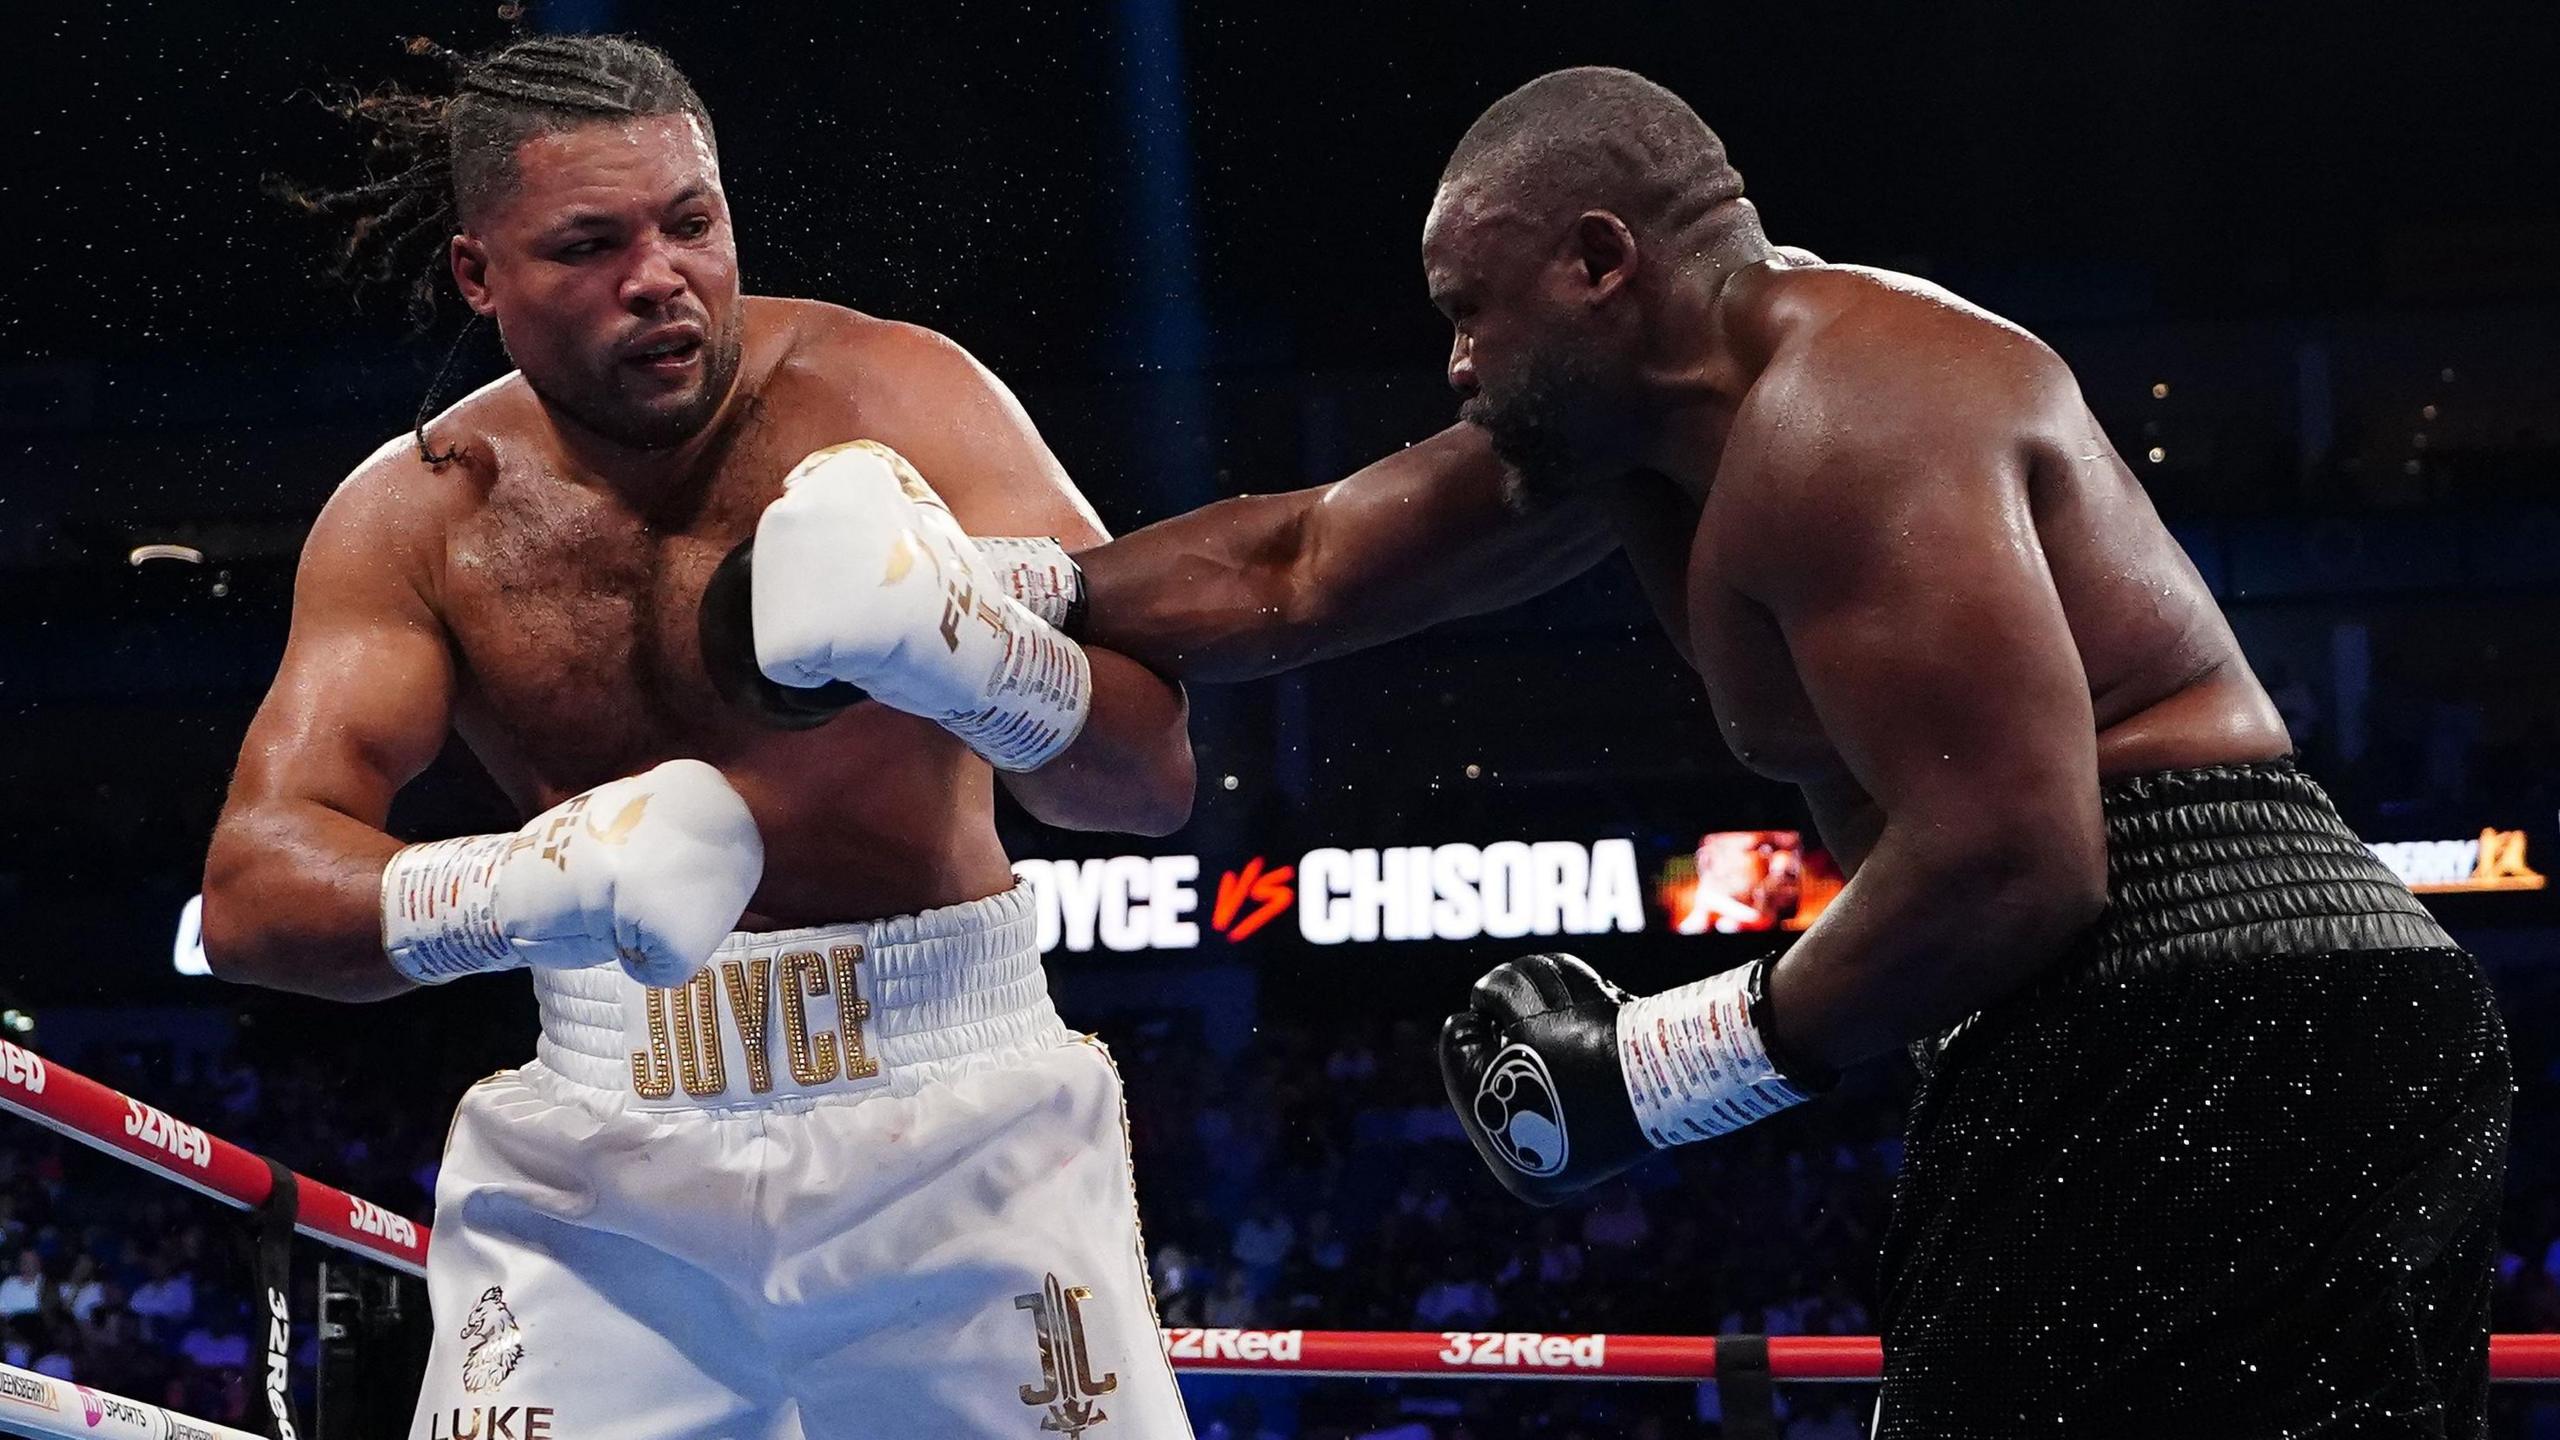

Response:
(1656, 263), (2287, 866)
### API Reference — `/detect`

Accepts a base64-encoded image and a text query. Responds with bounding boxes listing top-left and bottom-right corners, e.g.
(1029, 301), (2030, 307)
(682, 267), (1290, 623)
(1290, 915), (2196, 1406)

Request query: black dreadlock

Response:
(274, 23), (716, 462)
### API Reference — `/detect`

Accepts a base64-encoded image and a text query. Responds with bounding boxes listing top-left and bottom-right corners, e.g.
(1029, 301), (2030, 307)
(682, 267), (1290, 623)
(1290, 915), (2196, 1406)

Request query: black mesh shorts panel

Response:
(1874, 761), (2512, 1440)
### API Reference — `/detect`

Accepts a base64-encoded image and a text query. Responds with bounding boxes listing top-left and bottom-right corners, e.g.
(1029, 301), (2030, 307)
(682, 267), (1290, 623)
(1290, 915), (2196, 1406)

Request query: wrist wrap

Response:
(975, 537), (1088, 634)
(380, 834), (521, 984)
(941, 612), (1094, 772)
(1615, 957), (1819, 1147)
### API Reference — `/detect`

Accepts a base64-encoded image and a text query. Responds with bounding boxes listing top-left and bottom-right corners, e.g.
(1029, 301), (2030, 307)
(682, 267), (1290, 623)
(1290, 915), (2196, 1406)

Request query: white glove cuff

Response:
(380, 834), (523, 985)
(940, 607), (1094, 773)
(974, 537), (1086, 632)
(1616, 964), (1810, 1148)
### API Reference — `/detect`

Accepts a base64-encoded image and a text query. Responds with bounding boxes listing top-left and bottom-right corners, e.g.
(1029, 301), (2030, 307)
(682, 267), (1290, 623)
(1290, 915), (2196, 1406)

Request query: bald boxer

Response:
(1039, 68), (2508, 1440)
(207, 35), (1194, 1440)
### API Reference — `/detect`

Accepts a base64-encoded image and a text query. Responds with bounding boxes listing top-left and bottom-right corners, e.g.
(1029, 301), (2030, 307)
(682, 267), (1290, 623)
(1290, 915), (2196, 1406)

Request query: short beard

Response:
(528, 322), (745, 452)
(1461, 336), (1614, 515)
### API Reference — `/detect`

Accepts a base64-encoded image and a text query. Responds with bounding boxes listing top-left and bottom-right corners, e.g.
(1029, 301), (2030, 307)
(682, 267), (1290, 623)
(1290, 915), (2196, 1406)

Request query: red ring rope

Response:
(1161, 1328), (2560, 1384)
(5, 1038), (2555, 1383)
(0, 1037), (426, 1276)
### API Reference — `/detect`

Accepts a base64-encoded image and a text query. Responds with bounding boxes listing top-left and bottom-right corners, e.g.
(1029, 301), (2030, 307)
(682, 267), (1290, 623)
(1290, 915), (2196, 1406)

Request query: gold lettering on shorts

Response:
(721, 957), (775, 1095)
(832, 944), (878, 1080)
(672, 968), (727, 1097)
(780, 951), (839, 1086)
(630, 988), (677, 1100)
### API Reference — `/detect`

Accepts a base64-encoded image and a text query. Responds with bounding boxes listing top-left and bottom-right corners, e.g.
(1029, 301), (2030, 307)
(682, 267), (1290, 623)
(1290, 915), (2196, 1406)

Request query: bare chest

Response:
(437, 459), (773, 801)
(1619, 504), (1847, 785)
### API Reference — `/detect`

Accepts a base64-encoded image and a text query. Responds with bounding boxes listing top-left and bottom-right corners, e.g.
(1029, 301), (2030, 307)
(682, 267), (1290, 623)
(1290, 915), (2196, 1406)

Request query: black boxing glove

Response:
(1440, 954), (1652, 1206)
(1440, 954), (1830, 1206)
(696, 536), (868, 731)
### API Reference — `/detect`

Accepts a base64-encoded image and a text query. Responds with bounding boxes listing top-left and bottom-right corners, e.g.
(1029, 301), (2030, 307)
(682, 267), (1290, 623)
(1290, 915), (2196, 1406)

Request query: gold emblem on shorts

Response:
(458, 1286), (523, 1394)
(1016, 1272), (1115, 1435)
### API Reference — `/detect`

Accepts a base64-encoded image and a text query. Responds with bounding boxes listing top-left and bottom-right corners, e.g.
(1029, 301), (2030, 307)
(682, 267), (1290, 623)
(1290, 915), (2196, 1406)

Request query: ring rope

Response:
(0, 1039), (426, 1277)
(0, 1358), (267, 1440)
(5, 1040), (2555, 1384)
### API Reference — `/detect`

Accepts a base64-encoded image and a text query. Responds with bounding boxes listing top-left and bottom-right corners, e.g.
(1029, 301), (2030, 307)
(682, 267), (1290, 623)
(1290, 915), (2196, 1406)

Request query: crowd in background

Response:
(0, 1041), (441, 1425)
(0, 954), (2555, 1437)
(4, 7), (2552, 1436)
(1110, 1011), (1896, 1439)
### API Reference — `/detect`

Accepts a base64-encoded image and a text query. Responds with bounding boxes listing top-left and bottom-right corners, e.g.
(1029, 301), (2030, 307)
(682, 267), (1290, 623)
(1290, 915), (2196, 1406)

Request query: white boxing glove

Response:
(380, 759), (764, 989)
(750, 441), (1092, 772)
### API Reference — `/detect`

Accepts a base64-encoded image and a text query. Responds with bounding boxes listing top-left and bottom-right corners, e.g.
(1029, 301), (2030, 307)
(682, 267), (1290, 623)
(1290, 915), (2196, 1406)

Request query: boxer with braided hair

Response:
(279, 32), (724, 460)
(214, 31), (1198, 1438)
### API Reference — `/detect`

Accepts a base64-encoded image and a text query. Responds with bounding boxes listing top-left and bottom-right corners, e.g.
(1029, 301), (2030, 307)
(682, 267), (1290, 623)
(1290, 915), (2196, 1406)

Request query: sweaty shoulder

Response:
(1707, 264), (2089, 604)
(756, 297), (1061, 493)
(314, 386), (518, 611)
(759, 297), (990, 416)
(1752, 264), (2068, 429)
(1721, 264), (2077, 492)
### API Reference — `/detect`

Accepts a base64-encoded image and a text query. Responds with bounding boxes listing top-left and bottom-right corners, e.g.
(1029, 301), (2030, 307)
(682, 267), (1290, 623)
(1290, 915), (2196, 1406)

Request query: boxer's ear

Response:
(1569, 210), (1639, 304)
(450, 233), (496, 317)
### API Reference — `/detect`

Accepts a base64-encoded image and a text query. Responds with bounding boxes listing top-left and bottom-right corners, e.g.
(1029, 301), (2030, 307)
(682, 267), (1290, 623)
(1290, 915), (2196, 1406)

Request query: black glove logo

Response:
(1474, 1044), (1569, 1177)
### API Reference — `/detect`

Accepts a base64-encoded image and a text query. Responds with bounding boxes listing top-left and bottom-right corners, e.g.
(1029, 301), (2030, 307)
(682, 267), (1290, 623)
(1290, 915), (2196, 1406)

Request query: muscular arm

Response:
(200, 461), (456, 1001)
(1732, 341), (2110, 1071)
(865, 326), (1195, 835)
(1074, 424), (1623, 682)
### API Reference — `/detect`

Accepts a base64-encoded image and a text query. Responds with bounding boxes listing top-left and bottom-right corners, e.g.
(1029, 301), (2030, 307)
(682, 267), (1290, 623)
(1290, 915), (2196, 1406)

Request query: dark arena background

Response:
(5, 2), (2560, 1437)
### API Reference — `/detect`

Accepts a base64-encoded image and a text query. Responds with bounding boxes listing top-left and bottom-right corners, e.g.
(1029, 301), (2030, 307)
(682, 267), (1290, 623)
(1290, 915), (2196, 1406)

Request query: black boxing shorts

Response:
(1873, 759), (2510, 1439)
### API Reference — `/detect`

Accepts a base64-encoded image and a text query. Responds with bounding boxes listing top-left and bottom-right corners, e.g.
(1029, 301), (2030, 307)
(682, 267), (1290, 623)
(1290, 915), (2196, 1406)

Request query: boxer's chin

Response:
(1493, 442), (1589, 516)
(1466, 408), (1590, 516)
(535, 330), (743, 452)
(1465, 339), (1618, 514)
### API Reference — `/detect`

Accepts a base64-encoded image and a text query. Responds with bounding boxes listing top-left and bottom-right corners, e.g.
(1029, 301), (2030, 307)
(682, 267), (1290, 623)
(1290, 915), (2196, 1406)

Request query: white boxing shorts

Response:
(408, 885), (1191, 1440)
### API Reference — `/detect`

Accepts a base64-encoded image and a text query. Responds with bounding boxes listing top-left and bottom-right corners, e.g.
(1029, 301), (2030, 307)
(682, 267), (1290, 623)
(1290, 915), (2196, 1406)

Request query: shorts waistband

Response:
(2089, 757), (2453, 974)
(1918, 760), (2456, 1070)
(530, 883), (1064, 1110)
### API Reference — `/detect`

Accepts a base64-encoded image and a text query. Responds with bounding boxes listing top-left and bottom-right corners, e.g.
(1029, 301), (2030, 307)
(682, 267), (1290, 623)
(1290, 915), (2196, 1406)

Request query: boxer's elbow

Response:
(1132, 700), (1202, 835)
(1943, 825), (2109, 966)
(1011, 785), (1192, 839)
(1099, 789), (1194, 838)
(198, 868), (285, 991)
(1059, 659), (1197, 834)
(200, 818), (409, 1002)
(1005, 730), (1196, 837)
(1124, 746), (1197, 837)
(2025, 821), (2110, 933)
(1039, 751), (1195, 836)
(1780, 817), (2108, 1066)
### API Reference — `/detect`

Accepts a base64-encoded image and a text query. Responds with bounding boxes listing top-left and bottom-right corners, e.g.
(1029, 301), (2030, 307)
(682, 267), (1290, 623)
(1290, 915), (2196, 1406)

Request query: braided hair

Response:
(276, 28), (716, 460)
